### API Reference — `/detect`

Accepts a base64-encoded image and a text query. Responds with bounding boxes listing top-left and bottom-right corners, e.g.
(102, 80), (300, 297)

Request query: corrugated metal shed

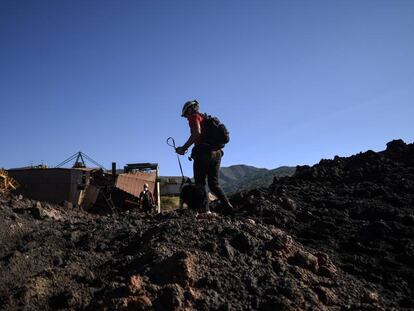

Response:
(116, 172), (157, 198)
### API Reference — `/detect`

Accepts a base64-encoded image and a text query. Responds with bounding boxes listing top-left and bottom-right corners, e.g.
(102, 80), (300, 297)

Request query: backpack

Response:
(202, 113), (230, 148)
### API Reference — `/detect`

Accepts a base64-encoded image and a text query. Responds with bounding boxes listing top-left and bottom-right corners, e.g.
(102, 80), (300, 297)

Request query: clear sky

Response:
(1, 1), (413, 176)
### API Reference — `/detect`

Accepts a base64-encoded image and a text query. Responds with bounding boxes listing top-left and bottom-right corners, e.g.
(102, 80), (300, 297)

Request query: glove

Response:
(176, 146), (187, 155)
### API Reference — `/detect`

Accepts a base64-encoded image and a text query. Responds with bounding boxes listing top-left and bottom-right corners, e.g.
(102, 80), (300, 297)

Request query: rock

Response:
(53, 256), (64, 267)
(30, 202), (46, 220)
(156, 284), (184, 310)
(386, 139), (406, 153)
(231, 232), (258, 254)
(318, 265), (337, 278)
(315, 287), (337, 305)
(129, 275), (143, 294)
(202, 241), (218, 253)
(281, 197), (297, 211)
(272, 257), (287, 274)
(288, 250), (319, 273)
(222, 240), (235, 260)
(42, 209), (62, 220)
(245, 218), (256, 225)
(68, 231), (82, 243)
(78, 271), (96, 284)
(149, 251), (196, 287)
(362, 291), (379, 304)
(266, 231), (293, 253)
(121, 294), (152, 310)
(315, 252), (337, 277)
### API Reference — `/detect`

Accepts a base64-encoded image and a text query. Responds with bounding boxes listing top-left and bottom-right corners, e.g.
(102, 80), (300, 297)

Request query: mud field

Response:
(1, 139), (413, 310)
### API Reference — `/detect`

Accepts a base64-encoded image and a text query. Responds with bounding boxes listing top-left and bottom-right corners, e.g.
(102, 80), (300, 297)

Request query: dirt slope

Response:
(230, 139), (414, 310)
(0, 139), (413, 310)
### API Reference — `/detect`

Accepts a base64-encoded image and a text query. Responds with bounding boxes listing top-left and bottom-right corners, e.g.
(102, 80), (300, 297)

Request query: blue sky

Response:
(1, 1), (413, 176)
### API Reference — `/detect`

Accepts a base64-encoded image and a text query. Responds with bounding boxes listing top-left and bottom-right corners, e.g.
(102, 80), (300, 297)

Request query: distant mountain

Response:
(219, 165), (295, 194)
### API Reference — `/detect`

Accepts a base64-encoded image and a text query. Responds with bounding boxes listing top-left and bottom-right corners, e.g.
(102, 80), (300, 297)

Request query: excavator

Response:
(0, 169), (19, 195)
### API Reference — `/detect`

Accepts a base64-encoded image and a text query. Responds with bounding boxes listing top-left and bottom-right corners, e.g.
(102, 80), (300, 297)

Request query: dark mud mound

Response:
(89, 210), (374, 310)
(0, 139), (413, 310)
(231, 139), (414, 309)
(0, 196), (114, 309)
(0, 198), (383, 310)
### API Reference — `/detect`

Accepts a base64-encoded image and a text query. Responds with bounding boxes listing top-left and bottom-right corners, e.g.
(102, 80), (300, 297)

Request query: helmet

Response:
(144, 183), (149, 188)
(181, 100), (199, 117)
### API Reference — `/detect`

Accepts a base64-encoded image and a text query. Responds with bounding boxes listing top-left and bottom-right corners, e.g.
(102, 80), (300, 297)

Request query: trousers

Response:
(192, 146), (230, 205)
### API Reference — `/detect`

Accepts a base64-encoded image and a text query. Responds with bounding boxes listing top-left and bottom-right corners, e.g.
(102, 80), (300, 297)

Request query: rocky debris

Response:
(0, 200), (367, 310)
(230, 139), (414, 310)
(0, 139), (413, 310)
(288, 250), (319, 272)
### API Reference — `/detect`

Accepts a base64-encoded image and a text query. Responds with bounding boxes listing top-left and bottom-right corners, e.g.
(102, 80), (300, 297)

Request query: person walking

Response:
(176, 100), (233, 212)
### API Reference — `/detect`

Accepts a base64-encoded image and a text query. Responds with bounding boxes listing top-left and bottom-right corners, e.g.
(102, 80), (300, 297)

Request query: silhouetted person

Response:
(176, 100), (233, 212)
(139, 183), (155, 214)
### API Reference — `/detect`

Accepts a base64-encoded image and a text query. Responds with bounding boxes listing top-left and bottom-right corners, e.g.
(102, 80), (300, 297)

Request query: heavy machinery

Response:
(0, 169), (19, 195)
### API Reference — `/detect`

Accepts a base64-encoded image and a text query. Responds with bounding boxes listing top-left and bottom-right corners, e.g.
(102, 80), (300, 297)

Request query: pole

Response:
(156, 165), (161, 213)
(112, 162), (116, 176)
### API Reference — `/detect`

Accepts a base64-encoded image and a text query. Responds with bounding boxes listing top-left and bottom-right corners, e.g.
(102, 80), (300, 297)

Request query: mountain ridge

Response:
(219, 164), (295, 194)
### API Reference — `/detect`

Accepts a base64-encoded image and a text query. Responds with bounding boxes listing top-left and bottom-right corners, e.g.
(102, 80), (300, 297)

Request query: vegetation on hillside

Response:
(219, 165), (295, 194)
